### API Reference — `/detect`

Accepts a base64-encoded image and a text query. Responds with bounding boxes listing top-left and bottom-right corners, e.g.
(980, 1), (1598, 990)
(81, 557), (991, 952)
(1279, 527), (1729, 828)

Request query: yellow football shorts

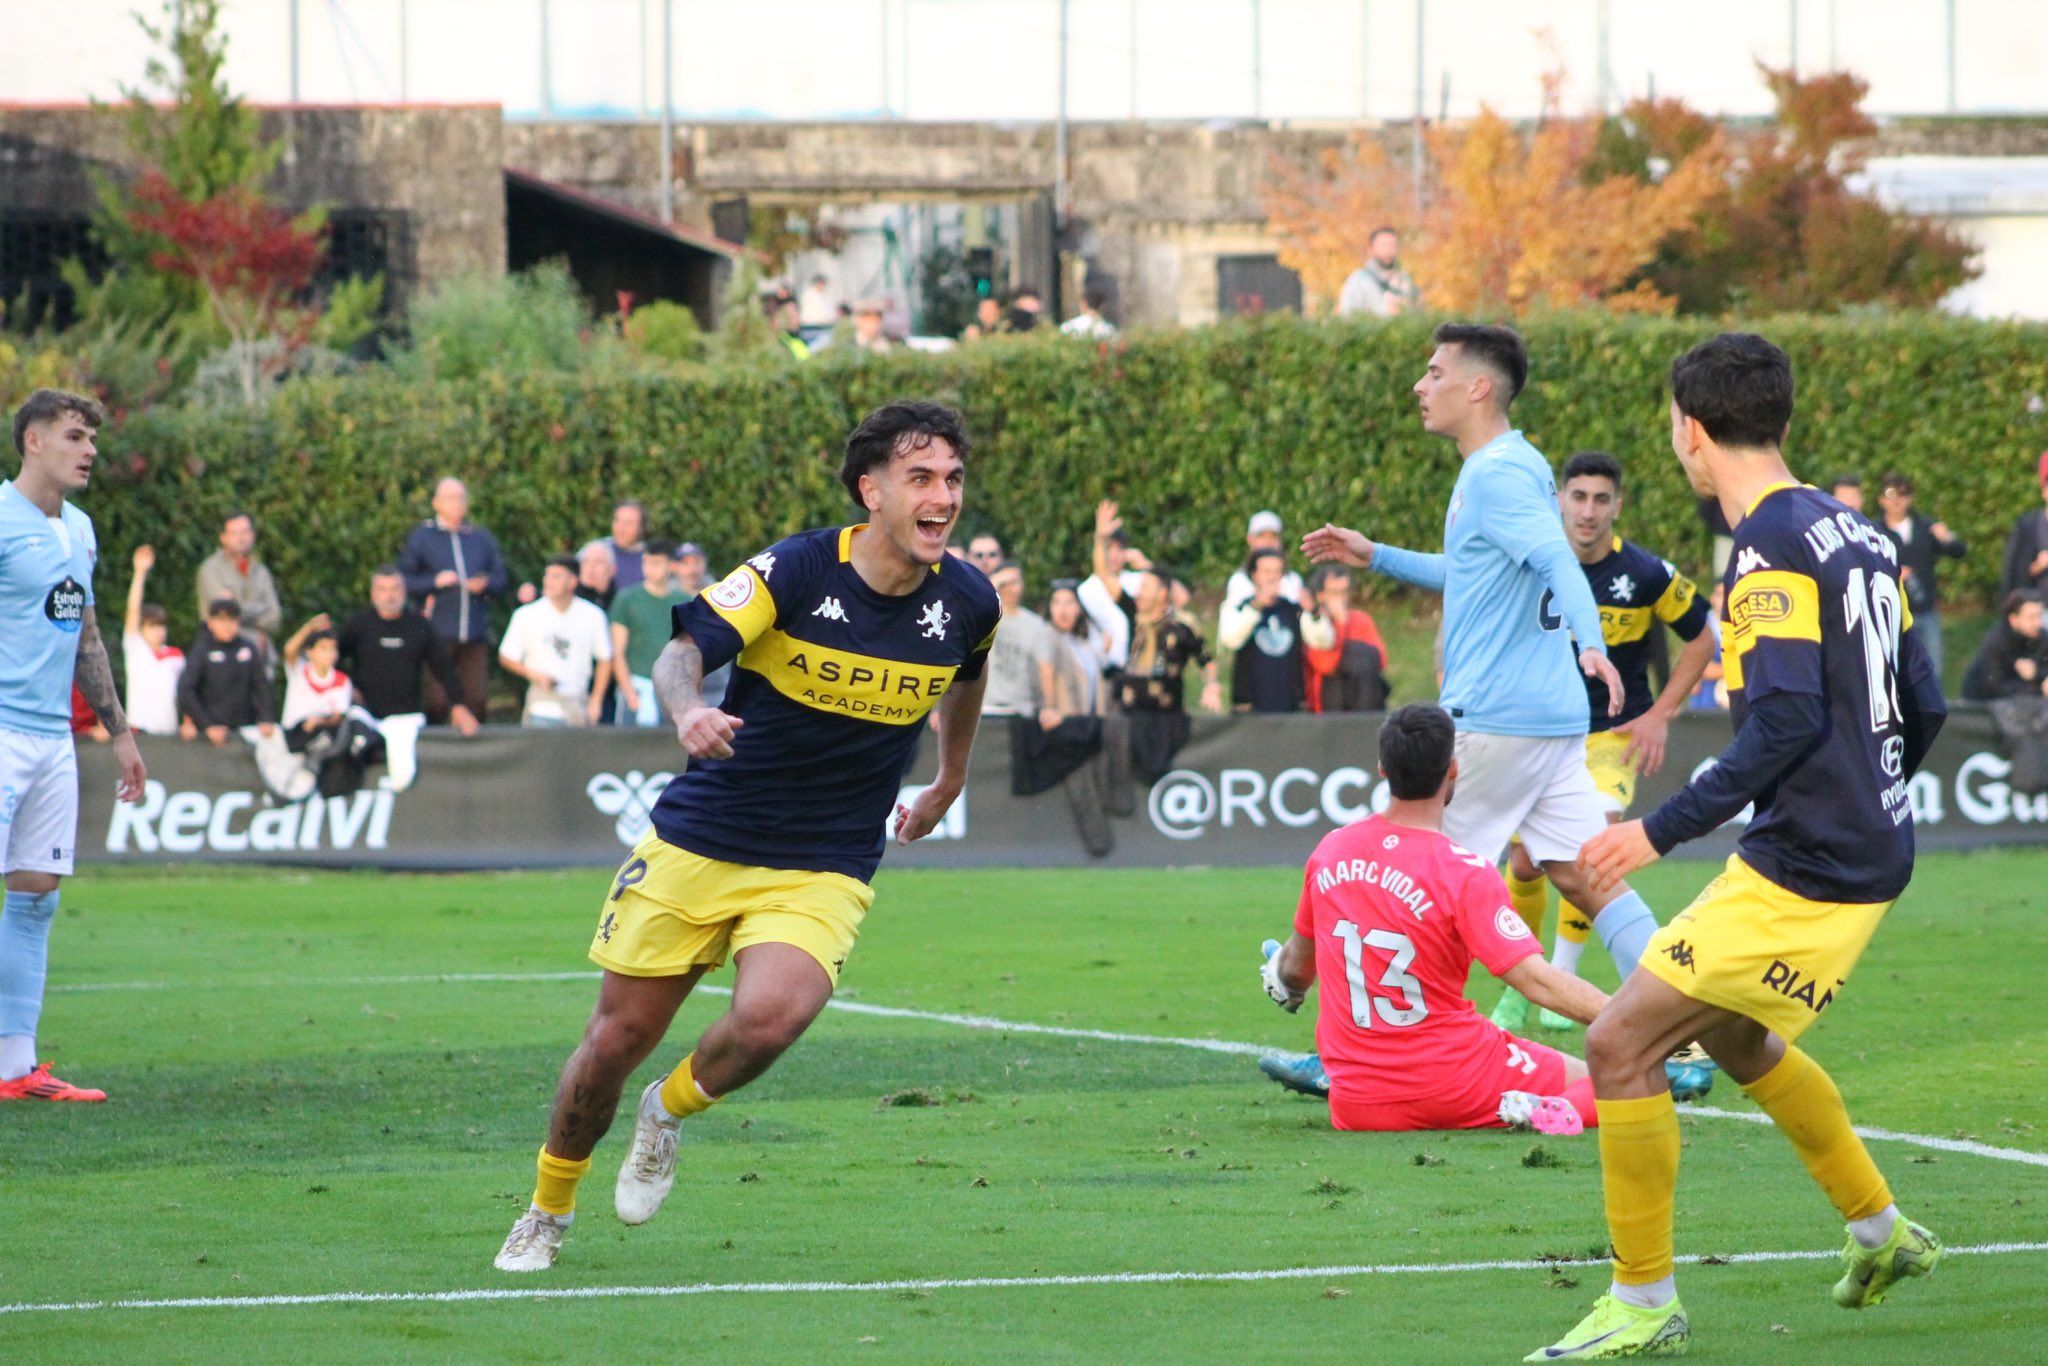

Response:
(588, 832), (874, 986)
(1639, 855), (1892, 1043)
(1585, 728), (1637, 815)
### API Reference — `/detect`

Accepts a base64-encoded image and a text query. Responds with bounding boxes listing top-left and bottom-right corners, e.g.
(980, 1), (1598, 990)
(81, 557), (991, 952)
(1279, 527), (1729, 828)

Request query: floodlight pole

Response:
(1055, 0), (1071, 225)
(1359, 0), (1369, 119)
(659, 0), (675, 222)
(288, 0), (300, 102)
(1945, 0), (1958, 111)
(1411, 0), (1425, 216)
(1250, 0), (1262, 120)
(1596, 0), (1612, 114)
(539, 0), (553, 116)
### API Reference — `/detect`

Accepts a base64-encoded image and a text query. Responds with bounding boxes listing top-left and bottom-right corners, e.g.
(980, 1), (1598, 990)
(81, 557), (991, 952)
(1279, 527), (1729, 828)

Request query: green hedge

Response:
(87, 312), (2048, 647)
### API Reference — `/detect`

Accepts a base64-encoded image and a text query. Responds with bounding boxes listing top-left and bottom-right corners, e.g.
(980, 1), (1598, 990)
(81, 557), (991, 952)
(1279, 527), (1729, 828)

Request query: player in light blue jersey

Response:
(0, 390), (146, 1102)
(1259, 325), (1677, 1100)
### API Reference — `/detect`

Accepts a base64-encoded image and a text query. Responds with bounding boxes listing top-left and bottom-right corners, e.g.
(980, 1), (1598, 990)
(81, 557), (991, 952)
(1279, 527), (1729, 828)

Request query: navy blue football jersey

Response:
(1721, 484), (1919, 902)
(1580, 537), (1711, 731)
(651, 526), (1001, 881)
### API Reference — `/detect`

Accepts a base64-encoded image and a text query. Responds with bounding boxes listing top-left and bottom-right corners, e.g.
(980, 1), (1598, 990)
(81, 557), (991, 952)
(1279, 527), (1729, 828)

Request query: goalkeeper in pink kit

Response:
(1262, 704), (1610, 1132)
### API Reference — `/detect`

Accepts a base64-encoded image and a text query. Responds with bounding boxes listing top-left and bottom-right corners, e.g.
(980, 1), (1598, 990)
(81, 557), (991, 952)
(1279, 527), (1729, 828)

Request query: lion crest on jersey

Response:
(919, 600), (950, 640)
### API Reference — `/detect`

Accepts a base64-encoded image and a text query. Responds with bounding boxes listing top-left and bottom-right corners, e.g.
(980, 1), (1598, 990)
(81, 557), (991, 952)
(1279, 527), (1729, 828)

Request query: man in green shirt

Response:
(608, 539), (692, 726)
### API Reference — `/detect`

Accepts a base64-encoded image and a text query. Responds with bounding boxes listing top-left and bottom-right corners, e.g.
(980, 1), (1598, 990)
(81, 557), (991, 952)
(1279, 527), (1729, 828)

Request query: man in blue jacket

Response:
(399, 477), (512, 723)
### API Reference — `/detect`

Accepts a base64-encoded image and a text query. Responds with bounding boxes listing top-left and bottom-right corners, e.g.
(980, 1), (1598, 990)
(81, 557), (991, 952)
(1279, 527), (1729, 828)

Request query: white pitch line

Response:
(49, 972), (2048, 1169)
(52, 971), (606, 993)
(5, 1241), (2045, 1317)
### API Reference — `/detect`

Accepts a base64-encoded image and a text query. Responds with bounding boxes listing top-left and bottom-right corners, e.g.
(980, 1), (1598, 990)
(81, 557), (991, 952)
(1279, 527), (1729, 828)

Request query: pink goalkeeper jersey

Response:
(1292, 814), (1544, 1103)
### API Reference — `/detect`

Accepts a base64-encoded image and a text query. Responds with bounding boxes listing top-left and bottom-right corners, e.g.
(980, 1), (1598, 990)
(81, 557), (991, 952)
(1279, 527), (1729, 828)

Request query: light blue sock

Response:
(0, 889), (59, 1049)
(1593, 889), (1656, 978)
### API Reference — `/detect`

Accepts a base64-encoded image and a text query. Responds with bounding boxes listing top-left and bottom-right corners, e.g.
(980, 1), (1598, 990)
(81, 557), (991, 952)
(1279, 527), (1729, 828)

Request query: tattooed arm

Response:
(76, 604), (147, 802)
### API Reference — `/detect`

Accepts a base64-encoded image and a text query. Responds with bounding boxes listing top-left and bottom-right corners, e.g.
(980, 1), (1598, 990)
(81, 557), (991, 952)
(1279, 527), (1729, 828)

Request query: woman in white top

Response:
(1037, 579), (1110, 726)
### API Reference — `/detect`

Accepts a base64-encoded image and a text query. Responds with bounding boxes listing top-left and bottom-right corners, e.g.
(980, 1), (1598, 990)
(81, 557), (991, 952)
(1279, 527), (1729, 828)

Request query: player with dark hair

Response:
(1279, 323), (1680, 1099)
(1, 389), (146, 1103)
(494, 399), (1000, 1272)
(1260, 704), (1609, 1135)
(1493, 450), (1716, 1033)
(1529, 333), (1949, 1359)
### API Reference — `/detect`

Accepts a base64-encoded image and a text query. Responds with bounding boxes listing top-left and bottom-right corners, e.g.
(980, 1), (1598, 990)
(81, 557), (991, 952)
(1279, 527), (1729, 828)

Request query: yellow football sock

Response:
(532, 1145), (591, 1216)
(1556, 902), (1593, 946)
(1742, 1046), (1892, 1220)
(658, 1052), (719, 1120)
(1506, 867), (1549, 938)
(1597, 1092), (1680, 1284)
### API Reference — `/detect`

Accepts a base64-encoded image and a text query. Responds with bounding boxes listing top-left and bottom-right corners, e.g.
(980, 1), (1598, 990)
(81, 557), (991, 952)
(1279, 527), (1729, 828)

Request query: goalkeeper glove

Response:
(1260, 938), (1304, 1013)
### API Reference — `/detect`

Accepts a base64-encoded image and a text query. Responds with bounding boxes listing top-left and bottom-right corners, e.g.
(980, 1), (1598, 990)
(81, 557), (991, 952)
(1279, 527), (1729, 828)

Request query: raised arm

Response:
(74, 604), (145, 802)
(124, 544), (153, 638)
(280, 612), (331, 667)
(1304, 523), (1448, 593)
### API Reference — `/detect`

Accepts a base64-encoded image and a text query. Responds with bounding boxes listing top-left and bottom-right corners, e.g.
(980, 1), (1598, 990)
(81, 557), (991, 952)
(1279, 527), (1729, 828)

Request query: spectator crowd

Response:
(80, 425), (2048, 809)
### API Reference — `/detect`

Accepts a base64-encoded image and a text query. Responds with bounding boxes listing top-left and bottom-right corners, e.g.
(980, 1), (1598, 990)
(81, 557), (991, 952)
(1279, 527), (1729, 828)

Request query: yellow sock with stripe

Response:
(658, 1052), (719, 1121)
(1741, 1046), (1892, 1220)
(1596, 1092), (1681, 1286)
(1506, 867), (1549, 939)
(1551, 899), (1594, 976)
(531, 1146), (591, 1216)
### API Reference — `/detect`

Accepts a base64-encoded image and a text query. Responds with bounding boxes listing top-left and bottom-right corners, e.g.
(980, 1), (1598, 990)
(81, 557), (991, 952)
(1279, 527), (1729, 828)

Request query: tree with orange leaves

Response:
(1595, 66), (1979, 313)
(1265, 64), (1977, 319)
(1264, 75), (1724, 317)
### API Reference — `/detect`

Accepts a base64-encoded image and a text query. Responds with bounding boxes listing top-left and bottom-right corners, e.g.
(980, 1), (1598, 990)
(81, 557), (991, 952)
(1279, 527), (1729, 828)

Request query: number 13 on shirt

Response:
(1332, 921), (1430, 1027)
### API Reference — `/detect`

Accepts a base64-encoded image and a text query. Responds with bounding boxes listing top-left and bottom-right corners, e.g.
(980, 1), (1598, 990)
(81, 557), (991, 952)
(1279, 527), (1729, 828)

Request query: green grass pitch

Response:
(2, 850), (2045, 1361)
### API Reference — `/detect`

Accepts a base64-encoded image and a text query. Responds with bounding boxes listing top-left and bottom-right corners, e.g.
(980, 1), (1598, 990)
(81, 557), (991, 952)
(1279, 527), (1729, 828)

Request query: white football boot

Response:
(494, 1207), (571, 1272)
(615, 1078), (682, 1226)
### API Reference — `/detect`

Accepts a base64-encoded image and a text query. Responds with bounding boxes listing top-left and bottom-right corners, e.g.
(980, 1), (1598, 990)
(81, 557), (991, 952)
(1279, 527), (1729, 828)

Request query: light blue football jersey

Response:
(1370, 431), (1605, 737)
(0, 480), (98, 738)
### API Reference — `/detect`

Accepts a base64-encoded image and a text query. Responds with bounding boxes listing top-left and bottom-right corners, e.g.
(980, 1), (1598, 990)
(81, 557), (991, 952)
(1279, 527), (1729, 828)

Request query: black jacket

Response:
(178, 631), (277, 728)
(1963, 622), (2048, 703)
(1882, 512), (1966, 612)
(2002, 508), (2048, 598)
(398, 519), (511, 644)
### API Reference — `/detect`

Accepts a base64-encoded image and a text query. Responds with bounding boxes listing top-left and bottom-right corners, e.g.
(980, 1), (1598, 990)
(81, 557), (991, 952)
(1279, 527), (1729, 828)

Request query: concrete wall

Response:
(0, 104), (507, 299)
(507, 116), (2048, 328)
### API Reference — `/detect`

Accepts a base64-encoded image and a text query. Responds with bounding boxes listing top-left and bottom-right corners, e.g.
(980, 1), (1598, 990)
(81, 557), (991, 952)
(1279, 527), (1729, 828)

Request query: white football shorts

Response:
(1439, 730), (1606, 868)
(0, 727), (79, 877)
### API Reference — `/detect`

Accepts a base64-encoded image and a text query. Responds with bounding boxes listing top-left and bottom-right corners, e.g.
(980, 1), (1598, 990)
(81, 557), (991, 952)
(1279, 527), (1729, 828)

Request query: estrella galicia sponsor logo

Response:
(1760, 958), (1839, 1014)
(1662, 938), (1696, 972)
(1731, 586), (1793, 627)
(586, 771), (674, 847)
(44, 577), (85, 633)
